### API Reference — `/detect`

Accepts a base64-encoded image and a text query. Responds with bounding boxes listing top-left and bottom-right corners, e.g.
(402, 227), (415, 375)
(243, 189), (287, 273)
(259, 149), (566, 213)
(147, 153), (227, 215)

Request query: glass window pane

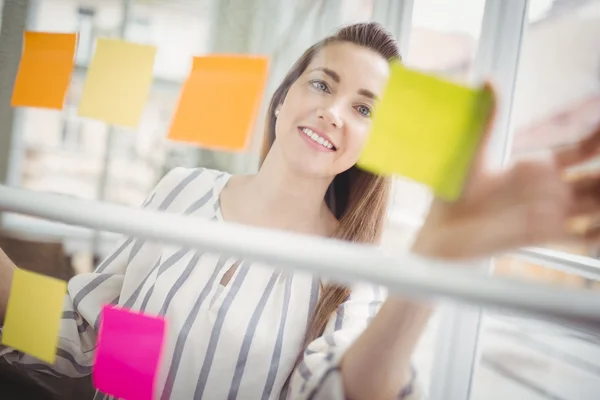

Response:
(511, 0), (600, 157)
(472, 2), (600, 398)
(472, 303), (600, 400)
(407, 0), (484, 79)
(6, 0), (391, 263)
(493, 0), (600, 278)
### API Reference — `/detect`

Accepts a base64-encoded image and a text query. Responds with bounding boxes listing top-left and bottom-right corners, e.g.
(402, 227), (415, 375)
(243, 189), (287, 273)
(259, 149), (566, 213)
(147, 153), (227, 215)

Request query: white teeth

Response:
(301, 128), (335, 150)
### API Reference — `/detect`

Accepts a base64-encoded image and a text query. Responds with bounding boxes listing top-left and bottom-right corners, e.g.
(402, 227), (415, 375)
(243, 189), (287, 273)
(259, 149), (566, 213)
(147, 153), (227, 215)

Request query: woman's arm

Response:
(340, 298), (432, 400)
(339, 234), (435, 400)
(339, 121), (600, 400)
(286, 283), (425, 400)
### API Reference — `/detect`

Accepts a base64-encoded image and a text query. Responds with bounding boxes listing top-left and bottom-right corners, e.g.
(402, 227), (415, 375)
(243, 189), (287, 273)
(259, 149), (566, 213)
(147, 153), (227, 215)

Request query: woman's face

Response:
(274, 42), (390, 178)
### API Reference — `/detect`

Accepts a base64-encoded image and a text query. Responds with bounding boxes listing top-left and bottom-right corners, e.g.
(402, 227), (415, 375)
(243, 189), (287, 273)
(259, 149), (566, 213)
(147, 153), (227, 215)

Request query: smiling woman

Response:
(0, 23), (417, 400)
(267, 41), (391, 179)
(2, 18), (600, 400)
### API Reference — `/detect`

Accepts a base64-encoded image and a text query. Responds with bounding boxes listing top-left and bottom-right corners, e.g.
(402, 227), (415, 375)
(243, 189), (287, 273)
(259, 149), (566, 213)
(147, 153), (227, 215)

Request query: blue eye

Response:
(356, 105), (371, 117)
(310, 80), (330, 93)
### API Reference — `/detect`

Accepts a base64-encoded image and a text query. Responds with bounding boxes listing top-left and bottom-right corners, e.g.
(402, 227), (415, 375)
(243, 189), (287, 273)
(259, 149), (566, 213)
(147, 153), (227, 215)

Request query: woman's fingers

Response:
(567, 172), (600, 216)
(467, 81), (498, 177)
(553, 121), (600, 169)
(584, 225), (600, 245)
(565, 172), (600, 239)
(457, 81), (498, 201)
(567, 220), (600, 246)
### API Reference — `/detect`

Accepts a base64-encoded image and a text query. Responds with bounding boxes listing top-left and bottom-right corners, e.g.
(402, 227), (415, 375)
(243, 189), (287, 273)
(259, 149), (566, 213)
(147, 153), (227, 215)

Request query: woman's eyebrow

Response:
(358, 89), (378, 101)
(309, 67), (340, 83)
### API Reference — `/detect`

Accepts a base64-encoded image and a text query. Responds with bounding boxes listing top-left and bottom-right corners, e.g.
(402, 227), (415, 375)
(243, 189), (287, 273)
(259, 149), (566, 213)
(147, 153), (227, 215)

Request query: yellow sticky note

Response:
(1, 269), (67, 364)
(77, 38), (157, 128)
(357, 62), (495, 201)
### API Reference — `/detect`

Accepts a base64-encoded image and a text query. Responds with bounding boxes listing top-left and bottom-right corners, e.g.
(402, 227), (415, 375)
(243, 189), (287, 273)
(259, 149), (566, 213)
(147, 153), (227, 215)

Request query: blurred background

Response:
(0, 0), (599, 399)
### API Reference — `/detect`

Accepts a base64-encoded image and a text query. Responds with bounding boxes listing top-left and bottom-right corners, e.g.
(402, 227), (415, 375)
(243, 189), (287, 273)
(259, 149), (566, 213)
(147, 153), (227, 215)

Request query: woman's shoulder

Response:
(143, 166), (231, 212)
(156, 166), (229, 189)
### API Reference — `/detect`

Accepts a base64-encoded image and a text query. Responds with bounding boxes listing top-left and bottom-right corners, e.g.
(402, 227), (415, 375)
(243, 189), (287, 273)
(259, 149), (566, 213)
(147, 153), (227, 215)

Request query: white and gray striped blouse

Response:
(0, 167), (421, 399)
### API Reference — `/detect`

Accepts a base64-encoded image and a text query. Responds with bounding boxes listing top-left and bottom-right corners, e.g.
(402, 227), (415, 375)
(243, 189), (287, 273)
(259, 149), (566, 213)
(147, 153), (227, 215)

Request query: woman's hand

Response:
(412, 92), (600, 260)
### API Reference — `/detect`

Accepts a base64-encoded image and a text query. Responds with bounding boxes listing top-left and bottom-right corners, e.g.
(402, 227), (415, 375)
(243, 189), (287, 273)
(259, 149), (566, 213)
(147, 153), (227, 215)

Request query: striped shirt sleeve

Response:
(0, 167), (190, 377)
(287, 283), (424, 400)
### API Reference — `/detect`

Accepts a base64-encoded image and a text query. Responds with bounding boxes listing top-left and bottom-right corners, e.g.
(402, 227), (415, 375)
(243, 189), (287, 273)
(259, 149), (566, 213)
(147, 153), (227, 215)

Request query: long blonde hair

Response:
(260, 22), (400, 364)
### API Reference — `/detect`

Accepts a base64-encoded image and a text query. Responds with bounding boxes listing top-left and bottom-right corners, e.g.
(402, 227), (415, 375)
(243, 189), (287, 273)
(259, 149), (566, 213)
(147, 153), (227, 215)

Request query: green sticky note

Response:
(1, 269), (66, 364)
(357, 61), (494, 201)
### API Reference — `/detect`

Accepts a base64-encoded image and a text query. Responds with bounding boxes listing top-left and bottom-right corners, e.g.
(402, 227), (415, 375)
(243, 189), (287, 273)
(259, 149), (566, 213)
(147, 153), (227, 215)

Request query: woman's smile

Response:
(298, 126), (337, 152)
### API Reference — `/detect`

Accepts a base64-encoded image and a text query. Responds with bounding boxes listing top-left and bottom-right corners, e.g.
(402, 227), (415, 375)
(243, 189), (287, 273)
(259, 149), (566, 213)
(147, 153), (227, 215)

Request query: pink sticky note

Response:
(93, 305), (167, 400)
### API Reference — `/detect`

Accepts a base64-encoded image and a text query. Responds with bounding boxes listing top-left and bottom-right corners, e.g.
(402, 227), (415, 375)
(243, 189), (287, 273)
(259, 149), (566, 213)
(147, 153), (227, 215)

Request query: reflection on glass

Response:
(472, 313), (600, 400)
(494, 0), (600, 282)
(407, 0), (484, 79)
(11, 1), (389, 266)
(472, 2), (600, 399)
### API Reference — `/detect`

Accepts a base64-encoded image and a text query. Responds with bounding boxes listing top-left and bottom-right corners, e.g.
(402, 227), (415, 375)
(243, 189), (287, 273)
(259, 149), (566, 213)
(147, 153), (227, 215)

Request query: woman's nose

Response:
(317, 107), (343, 129)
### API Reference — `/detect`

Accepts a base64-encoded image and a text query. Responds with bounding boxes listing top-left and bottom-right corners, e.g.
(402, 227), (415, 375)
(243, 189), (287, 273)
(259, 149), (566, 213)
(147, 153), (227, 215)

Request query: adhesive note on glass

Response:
(357, 61), (495, 201)
(168, 55), (269, 151)
(77, 38), (156, 128)
(1, 269), (66, 364)
(93, 305), (167, 400)
(11, 31), (77, 109)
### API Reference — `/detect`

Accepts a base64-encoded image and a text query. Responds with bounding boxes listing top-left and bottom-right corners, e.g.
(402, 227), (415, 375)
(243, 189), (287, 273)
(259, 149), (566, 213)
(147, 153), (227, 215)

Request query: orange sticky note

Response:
(11, 31), (77, 109)
(1, 269), (67, 364)
(168, 55), (269, 151)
